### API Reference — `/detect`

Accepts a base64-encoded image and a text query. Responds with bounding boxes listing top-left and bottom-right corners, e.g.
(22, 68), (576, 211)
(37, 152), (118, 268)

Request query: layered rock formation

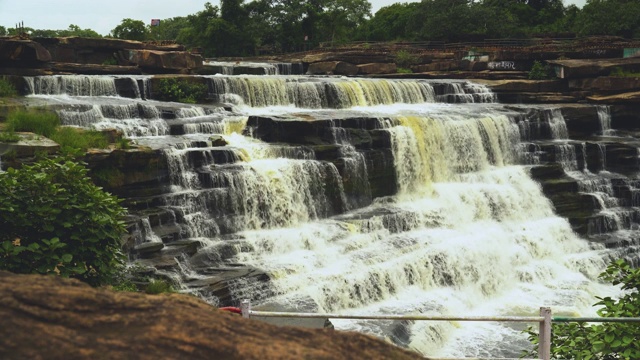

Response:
(0, 271), (421, 360)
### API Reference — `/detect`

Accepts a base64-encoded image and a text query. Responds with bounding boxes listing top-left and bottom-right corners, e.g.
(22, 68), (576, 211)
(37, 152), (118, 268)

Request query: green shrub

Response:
(156, 78), (208, 104)
(145, 279), (176, 294)
(50, 127), (109, 153)
(102, 57), (118, 66)
(397, 67), (413, 74)
(394, 50), (419, 69)
(0, 131), (20, 143)
(0, 156), (127, 286)
(528, 61), (553, 80)
(6, 110), (60, 137)
(0, 77), (17, 97)
(525, 259), (640, 359)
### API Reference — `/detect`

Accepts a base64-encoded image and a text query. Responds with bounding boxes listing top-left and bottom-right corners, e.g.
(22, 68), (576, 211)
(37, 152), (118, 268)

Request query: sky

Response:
(0, 0), (588, 36)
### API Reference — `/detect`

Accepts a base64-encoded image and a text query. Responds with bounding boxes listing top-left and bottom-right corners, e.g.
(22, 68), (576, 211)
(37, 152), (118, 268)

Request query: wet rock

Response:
(209, 135), (229, 147)
(134, 241), (165, 254)
(302, 50), (393, 65)
(560, 105), (601, 139)
(184, 266), (272, 306)
(0, 271), (421, 360)
(474, 79), (567, 93)
(0, 133), (60, 158)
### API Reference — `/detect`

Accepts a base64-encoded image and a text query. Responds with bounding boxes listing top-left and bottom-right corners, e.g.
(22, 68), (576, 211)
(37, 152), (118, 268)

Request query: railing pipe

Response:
(248, 310), (544, 322)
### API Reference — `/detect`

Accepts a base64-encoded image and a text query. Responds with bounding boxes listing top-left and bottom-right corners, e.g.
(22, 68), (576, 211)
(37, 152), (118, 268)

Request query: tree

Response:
(0, 26), (6, 36)
(526, 259), (640, 359)
(111, 18), (149, 41)
(573, 0), (640, 38)
(0, 157), (127, 286)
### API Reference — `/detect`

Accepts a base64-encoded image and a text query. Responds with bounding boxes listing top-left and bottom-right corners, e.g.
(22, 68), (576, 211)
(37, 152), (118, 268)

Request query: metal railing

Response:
(238, 300), (640, 360)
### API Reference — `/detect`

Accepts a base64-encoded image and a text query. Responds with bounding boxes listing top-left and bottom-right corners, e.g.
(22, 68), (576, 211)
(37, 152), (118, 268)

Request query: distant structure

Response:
(151, 19), (161, 27)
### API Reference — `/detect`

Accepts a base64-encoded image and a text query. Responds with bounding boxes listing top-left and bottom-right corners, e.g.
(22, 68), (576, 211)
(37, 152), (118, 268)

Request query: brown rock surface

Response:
(125, 50), (203, 72)
(548, 57), (640, 79)
(357, 62), (397, 75)
(0, 38), (52, 64)
(307, 61), (359, 75)
(0, 271), (422, 360)
(588, 91), (640, 104)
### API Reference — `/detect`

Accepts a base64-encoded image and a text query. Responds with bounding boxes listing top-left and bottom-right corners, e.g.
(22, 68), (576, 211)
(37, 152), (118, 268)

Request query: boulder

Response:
(124, 50), (203, 72)
(357, 63), (397, 75)
(0, 39), (51, 65)
(0, 271), (421, 360)
(0, 133), (60, 158)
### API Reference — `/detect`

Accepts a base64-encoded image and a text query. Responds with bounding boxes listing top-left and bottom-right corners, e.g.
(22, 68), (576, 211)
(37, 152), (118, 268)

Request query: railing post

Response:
(241, 299), (251, 319)
(538, 307), (551, 360)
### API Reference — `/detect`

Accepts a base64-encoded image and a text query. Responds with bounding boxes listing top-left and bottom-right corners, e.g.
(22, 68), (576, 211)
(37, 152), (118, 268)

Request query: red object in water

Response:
(219, 307), (242, 314)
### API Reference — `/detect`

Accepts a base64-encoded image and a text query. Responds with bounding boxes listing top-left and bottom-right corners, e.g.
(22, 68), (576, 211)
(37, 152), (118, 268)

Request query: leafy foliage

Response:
(0, 157), (127, 286)
(110, 18), (149, 41)
(0, 131), (20, 143)
(528, 61), (553, 80)
(525, 260), (640, 359)
(0, 77), (18, 97)
(394, 50), (419, 69)
(156, 78), (208, 104)
(50, 127), (109, 154)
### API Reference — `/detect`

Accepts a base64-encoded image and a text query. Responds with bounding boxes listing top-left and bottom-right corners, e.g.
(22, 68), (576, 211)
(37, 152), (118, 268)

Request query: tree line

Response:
(2, 0), (640, 56)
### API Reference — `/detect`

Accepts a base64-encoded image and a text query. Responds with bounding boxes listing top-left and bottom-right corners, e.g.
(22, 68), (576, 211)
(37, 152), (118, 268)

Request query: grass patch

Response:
(0, 131), (20, 143)
(397, 67), (413, 74)
(6, 110), (60, 137)
(50, 127), (109, 153)
(0, 78), (17, 97)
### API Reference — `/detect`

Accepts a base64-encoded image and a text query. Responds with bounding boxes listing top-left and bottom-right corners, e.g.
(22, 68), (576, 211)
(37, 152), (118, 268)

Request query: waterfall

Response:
(597, 105), (614, 136)
(205, 77), (492, 108)
(19, 74), (636, 358)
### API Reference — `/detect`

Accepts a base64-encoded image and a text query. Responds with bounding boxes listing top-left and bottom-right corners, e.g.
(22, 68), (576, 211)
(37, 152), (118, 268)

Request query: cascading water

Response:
(21, 74), (637, 358)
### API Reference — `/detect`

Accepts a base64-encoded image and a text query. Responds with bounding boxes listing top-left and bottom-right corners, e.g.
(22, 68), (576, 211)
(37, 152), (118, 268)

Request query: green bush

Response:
(397, 67), (413, 74)
(525, 259), (640, 359)
(145, 279), (176, 294)
(394, 50), (419, 69)
(0, 77), (17, 97)
(6, 110), (60, 137)
(0, 156), (127, 286)
(528, 61), (553, 80)
(156, 78), (208, 104)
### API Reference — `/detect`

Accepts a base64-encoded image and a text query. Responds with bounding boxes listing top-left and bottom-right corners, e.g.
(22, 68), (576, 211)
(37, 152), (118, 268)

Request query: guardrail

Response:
(238, 300), (640, 360)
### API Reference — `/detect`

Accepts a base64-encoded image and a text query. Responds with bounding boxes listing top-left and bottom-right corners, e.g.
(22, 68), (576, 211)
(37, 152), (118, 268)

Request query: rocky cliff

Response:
(0, 271), (421, 360)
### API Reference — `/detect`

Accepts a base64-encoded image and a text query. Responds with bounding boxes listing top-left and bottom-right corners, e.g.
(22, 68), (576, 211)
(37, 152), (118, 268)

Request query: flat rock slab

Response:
(0, 133), (59, 158)
(0, 271), (421, 360)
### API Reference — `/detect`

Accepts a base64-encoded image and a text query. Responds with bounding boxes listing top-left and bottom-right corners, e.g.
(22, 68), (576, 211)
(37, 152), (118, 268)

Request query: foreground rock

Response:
(0, 271), (421, 360)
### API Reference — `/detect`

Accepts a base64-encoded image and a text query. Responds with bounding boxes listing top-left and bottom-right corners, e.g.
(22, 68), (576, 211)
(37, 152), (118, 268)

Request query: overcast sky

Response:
(0, 0), (588, 36)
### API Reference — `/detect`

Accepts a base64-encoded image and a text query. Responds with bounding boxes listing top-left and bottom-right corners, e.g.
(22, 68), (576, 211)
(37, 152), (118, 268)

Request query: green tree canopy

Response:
(0, 157), (127, 286)
(111, 18), (149, 41)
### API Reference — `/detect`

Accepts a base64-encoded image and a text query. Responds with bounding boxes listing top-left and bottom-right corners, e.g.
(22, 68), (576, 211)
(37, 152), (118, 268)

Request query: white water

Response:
(20, 74), (633, 358)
